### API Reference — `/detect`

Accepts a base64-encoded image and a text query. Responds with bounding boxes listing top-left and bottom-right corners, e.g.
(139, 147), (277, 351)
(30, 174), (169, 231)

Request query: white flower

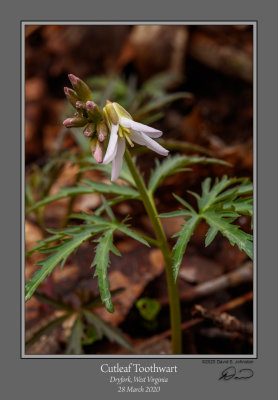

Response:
(103, 102), (169, 181)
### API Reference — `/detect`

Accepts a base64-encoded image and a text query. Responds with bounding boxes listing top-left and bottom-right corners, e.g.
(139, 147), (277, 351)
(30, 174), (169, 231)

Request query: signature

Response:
(219, 366), (254, 381)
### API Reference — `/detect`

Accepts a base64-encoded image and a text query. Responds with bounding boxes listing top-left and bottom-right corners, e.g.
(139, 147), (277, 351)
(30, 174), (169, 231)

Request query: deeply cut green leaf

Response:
(203, 210), (253, 259)
(169, 177), (253, 280)
(83, 310), (132, 350)
(25, 229), (93, 301)
(25, 313), (71, 350)
(25, 233), (64, 258)
(159, 210), (193, 218)
(91, 229), (121, 313)
(115, 223), (150, 247)
(148, 155), (229, 194)
(66, 315), (84, 355)
(172, 214), (202, 281)
(134, 92), (193, 120)
(197, 176), (242, 212)
(26, 181), (138, 214)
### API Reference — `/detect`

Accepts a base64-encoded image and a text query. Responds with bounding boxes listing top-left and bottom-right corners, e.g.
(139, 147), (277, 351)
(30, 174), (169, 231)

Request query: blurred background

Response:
(25, 25), (253, 355)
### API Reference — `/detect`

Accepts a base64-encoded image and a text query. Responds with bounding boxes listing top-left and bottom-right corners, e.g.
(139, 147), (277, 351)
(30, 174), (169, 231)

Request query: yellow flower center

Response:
(119, 126), (134, 147)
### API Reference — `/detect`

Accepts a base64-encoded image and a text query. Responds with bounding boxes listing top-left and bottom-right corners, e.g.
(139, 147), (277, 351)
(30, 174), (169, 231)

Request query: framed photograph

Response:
(1, 1), (274, 396)
(23, 22), (255, 362)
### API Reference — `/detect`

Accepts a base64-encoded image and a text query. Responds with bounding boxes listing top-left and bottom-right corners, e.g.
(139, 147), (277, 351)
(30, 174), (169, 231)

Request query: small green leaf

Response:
(157, 138), (212, 156)
(25, 234), (64, 258)
(68, 212), (111, 226)
(139, 112), (164, 125)
(172, 214), (202, 281)
(148, 155), (229, 194)
(26, 182), (138, 214)
(91, 229), (120, 312)
(94, 196), (134, 217)
(203, 211), (253, 259)
(34, 293), (72, 311)
(134, 92), (193, 120)
(82, 179), (139, 197)
(25, 230), (93, 301)
(25, 183), (35, 208)
(83, 288), (125, 309)
(26, 186), (96, 214)
(197, 176), (241, 212)
(101, 195), (116, 221)
(223, 197), (253, 216)
(205, 226), (218, 247)
(82, 326), (100, 345)
(115, 223), (150, 247)
(66, 315), (84, 355)
(237, 182), (253, 196)
(159, 210), (193, 218)
(83, 310), (132, 350)
(172, 193), (196, 213)
(25, 313), (71, 350)
(136, 298), (161, 321)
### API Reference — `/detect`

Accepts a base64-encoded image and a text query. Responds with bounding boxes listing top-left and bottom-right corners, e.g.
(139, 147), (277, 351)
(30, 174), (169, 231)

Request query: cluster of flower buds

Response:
(63, 74), (109, 163)
(63, 74), (168, 181)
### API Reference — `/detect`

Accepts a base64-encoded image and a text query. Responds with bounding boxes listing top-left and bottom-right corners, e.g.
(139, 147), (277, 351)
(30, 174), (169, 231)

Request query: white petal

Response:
(103, 124), (119, 164)
(129, 130), (146, 146)
(111, 139), (126, 181)
(120, 117), (162, 138)
(131, 131), (169, 156)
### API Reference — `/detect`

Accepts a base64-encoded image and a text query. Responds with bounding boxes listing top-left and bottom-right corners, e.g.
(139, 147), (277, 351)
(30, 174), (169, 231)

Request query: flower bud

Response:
(68, 74), (92, 102)
(90, 137), (97, 152)
(96, 121), (108, 142)
(93, 141), (103, 163)
(113, 102), (133, 120)
(90, 138), (103, 163)
(64, 87), (79, 108)
(86, 101), (103, 123)
(63, 115), (87, 128)
(75, 101), (86, 111)
(83, 123), (95, 137)
(104, 102), (119, 125)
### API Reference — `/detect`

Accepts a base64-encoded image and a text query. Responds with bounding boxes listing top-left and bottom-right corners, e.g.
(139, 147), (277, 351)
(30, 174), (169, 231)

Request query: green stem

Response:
(131, 230), (160, 247)
(61, 170), (83, 228)
(124, 150), (182, 354)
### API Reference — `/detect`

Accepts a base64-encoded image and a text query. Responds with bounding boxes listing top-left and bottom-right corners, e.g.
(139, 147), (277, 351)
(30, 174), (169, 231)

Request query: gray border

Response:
(4, 0), (278, 396)
(22, 21), (257, 359)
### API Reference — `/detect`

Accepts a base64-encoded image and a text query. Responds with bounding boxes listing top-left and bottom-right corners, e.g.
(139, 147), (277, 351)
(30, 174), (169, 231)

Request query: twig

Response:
(188, 31), (253, 83)
(199, 327), (248, 342)
(158, 261), (253, 306)
(134, 291), (253, 351)
(193, 304), (253, 335)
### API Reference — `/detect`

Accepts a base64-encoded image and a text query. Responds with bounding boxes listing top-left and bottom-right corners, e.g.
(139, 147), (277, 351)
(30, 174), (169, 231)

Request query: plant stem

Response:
(124, 150), (182, 354)
(132, 230), (160, 247)
(61, 170), (83, 228)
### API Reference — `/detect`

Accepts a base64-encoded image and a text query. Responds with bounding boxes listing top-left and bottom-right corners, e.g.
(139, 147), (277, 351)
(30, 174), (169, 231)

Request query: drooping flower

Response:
(103, 102), (169, 181)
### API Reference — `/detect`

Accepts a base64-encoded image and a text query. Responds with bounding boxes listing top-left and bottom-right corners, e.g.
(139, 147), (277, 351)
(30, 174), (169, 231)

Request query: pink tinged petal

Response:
(103, 124), (119, 164)
(131, 131), (169, 156)
(63, 118), (73, 127)
(68, 74), (79, 86)
(120, 117), (162, 138)
(98, 133), (105, 142)
(93, 142), (103, 163)
(111, 139), (126, 181)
